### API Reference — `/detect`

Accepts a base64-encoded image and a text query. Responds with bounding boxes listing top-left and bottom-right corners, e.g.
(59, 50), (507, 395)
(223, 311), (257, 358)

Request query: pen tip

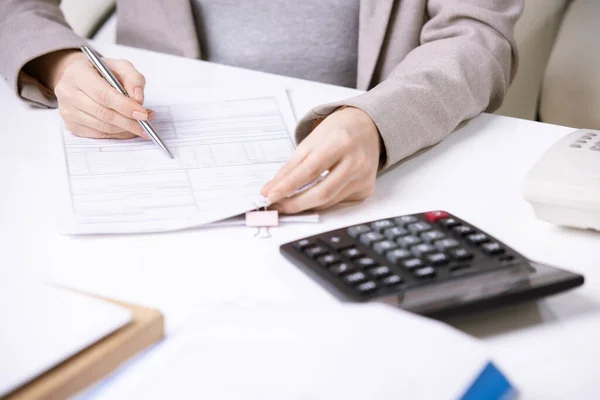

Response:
(162, 148), (174, 159)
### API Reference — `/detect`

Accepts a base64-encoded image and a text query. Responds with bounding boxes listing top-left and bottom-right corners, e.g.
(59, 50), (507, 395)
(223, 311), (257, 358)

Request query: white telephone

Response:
(523, 129), (600, 231)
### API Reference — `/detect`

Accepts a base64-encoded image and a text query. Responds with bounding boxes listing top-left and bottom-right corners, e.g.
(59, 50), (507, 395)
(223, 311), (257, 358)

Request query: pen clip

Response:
(80, 45), (128, 97)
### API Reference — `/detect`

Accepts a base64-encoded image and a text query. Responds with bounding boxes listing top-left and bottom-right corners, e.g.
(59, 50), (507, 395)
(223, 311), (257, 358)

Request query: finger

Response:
(271, 160), (353, 214)
(316, 182), (375, 211)
(265, 141), (345, 203)
(261, 128), (337, 198)
(66, 123), (137, 140)
(67, 105), (140, 137)
(76, 64), (148, 120)
(147, 109), (156, 120)
(261, 146), (310, 197)
(261, 180), (274, 195)
(105, 59), (146, 104)
(72, 90), (149, 139)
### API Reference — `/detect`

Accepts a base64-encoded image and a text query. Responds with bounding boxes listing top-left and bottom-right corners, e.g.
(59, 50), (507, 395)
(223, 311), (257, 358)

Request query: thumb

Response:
(105, 58), (147, 105)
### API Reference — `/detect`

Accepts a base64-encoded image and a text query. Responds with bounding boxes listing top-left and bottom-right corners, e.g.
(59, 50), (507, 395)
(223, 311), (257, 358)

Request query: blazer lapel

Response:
(357, 0), (395, 90)
(160, 0), (201, 58)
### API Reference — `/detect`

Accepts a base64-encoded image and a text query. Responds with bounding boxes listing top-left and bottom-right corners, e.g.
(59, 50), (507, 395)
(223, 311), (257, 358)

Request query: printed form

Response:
(52, 89), (297, 234)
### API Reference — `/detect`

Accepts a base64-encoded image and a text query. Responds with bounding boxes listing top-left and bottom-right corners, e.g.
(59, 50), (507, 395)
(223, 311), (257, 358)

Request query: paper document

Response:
(53, 89), (297, 234)
(92, 304), (515, 400)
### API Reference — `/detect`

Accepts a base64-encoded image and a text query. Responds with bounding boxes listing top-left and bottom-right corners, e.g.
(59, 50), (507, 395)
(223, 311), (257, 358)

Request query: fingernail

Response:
(147, 110), (156, 120)
(134, 87), (144, 102)
(132, 110), (147, 120)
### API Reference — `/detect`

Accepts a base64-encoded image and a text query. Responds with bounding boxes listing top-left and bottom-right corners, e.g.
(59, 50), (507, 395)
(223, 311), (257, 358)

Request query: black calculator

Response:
(280, 211), (584, 318)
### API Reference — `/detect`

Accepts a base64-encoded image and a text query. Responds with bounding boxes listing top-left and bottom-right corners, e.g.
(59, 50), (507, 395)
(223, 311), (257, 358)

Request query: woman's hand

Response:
(30, 50), (153, 139)
(261, 107), (382, 213)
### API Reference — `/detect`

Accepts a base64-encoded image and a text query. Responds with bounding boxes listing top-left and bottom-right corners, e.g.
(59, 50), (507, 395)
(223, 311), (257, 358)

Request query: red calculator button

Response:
(425, 211), (449, 223)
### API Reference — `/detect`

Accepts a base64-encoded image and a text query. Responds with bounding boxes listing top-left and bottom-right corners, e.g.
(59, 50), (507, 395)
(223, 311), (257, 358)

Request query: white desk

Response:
(1, 42), (598, 399)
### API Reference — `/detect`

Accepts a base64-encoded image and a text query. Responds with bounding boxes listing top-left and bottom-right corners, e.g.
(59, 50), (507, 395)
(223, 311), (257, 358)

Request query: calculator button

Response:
(386, 248), (412, 264)
(356, 257), (377, 268)
(305, 246), (328, 258)
(317, 254), (341, 267)
(397, 235), (422, 248)
(381, 275), (403, 286)
(344, 271), (366, 283)
(433, 238), (460, 251)
(367, 266), (390, 277)
(371, 219), (395, 231)
(570, 144), (582, 148)
(410, 243), (436, 257)
(402, 258), (423, 270)
(407, 222), (432, 235)
(394, 215), (419, 226)
(323, 235), (354, 250)
(347, 225), (371, 238)
(453, 225), (474, 236)
(498, 254), (516, 265)
(329, 262), (354, 275)
(342, 247), (364, 259)
(449, 248), (473, 260)
(420, 230), (445, 243)
(360, 231), (385, 246)
(373, 240), (398, 254)
(440, 218), (460, 228)
(481, 242), (504, 254)
(467, 233), (488, 244)
(424, 211), (449, 223)
(413, 266), (436, 279)
(383, 227), (408, 240)
(356, 281), (377, 293)
(425, 252), (449, 265)
(294, 238), (316, 250)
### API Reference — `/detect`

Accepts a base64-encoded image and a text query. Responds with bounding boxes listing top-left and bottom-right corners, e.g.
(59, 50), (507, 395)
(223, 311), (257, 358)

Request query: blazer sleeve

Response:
(295, 0), (523, 170)
(0, 0), (87, 108)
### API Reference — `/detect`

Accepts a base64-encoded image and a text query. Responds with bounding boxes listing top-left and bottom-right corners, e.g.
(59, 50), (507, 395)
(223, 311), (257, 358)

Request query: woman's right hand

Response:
(35, 50), (153, 139)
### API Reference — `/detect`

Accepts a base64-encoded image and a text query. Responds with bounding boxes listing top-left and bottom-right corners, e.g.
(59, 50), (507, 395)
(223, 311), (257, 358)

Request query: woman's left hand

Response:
(261, 107), (382, 213)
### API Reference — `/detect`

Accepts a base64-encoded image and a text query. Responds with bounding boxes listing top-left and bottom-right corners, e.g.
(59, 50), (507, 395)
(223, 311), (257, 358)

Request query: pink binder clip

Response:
(246, 200), (279, 238)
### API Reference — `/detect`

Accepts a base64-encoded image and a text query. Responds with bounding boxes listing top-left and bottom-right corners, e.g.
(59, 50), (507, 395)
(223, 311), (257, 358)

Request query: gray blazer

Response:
(0, 0), (522, 169)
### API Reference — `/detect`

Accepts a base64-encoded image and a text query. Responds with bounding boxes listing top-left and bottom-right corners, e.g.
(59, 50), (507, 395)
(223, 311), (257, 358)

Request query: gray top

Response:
(191, 0), (360, 88)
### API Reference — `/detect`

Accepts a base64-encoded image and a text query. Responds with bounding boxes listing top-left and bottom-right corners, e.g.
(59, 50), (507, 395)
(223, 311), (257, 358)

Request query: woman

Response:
(0, 0), (522, 213)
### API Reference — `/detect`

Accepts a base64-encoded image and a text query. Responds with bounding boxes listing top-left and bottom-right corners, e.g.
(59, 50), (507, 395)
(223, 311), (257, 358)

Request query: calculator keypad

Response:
(286, 211), (526, 301)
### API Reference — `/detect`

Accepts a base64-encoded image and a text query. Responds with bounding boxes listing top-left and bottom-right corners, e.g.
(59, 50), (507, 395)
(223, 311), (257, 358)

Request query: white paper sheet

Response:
(207, 211), (319, 227)
(52, 89), (297, 234)
(0, 277), (131, 397)
(92, 304), (493, 400)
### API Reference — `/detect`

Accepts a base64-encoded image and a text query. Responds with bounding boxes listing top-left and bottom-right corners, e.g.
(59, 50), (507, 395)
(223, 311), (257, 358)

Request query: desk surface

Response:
(1, 42), (598, 399)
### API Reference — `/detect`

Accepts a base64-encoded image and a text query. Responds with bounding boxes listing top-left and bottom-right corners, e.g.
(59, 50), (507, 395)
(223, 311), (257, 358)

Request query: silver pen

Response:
(285, 170), (329, 199)
(80, 45), (173, 158)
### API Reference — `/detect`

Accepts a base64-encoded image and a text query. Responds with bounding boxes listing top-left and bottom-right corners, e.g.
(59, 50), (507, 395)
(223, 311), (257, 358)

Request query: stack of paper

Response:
(51, 89), (298, 234)
(93, 304), (516, 400)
